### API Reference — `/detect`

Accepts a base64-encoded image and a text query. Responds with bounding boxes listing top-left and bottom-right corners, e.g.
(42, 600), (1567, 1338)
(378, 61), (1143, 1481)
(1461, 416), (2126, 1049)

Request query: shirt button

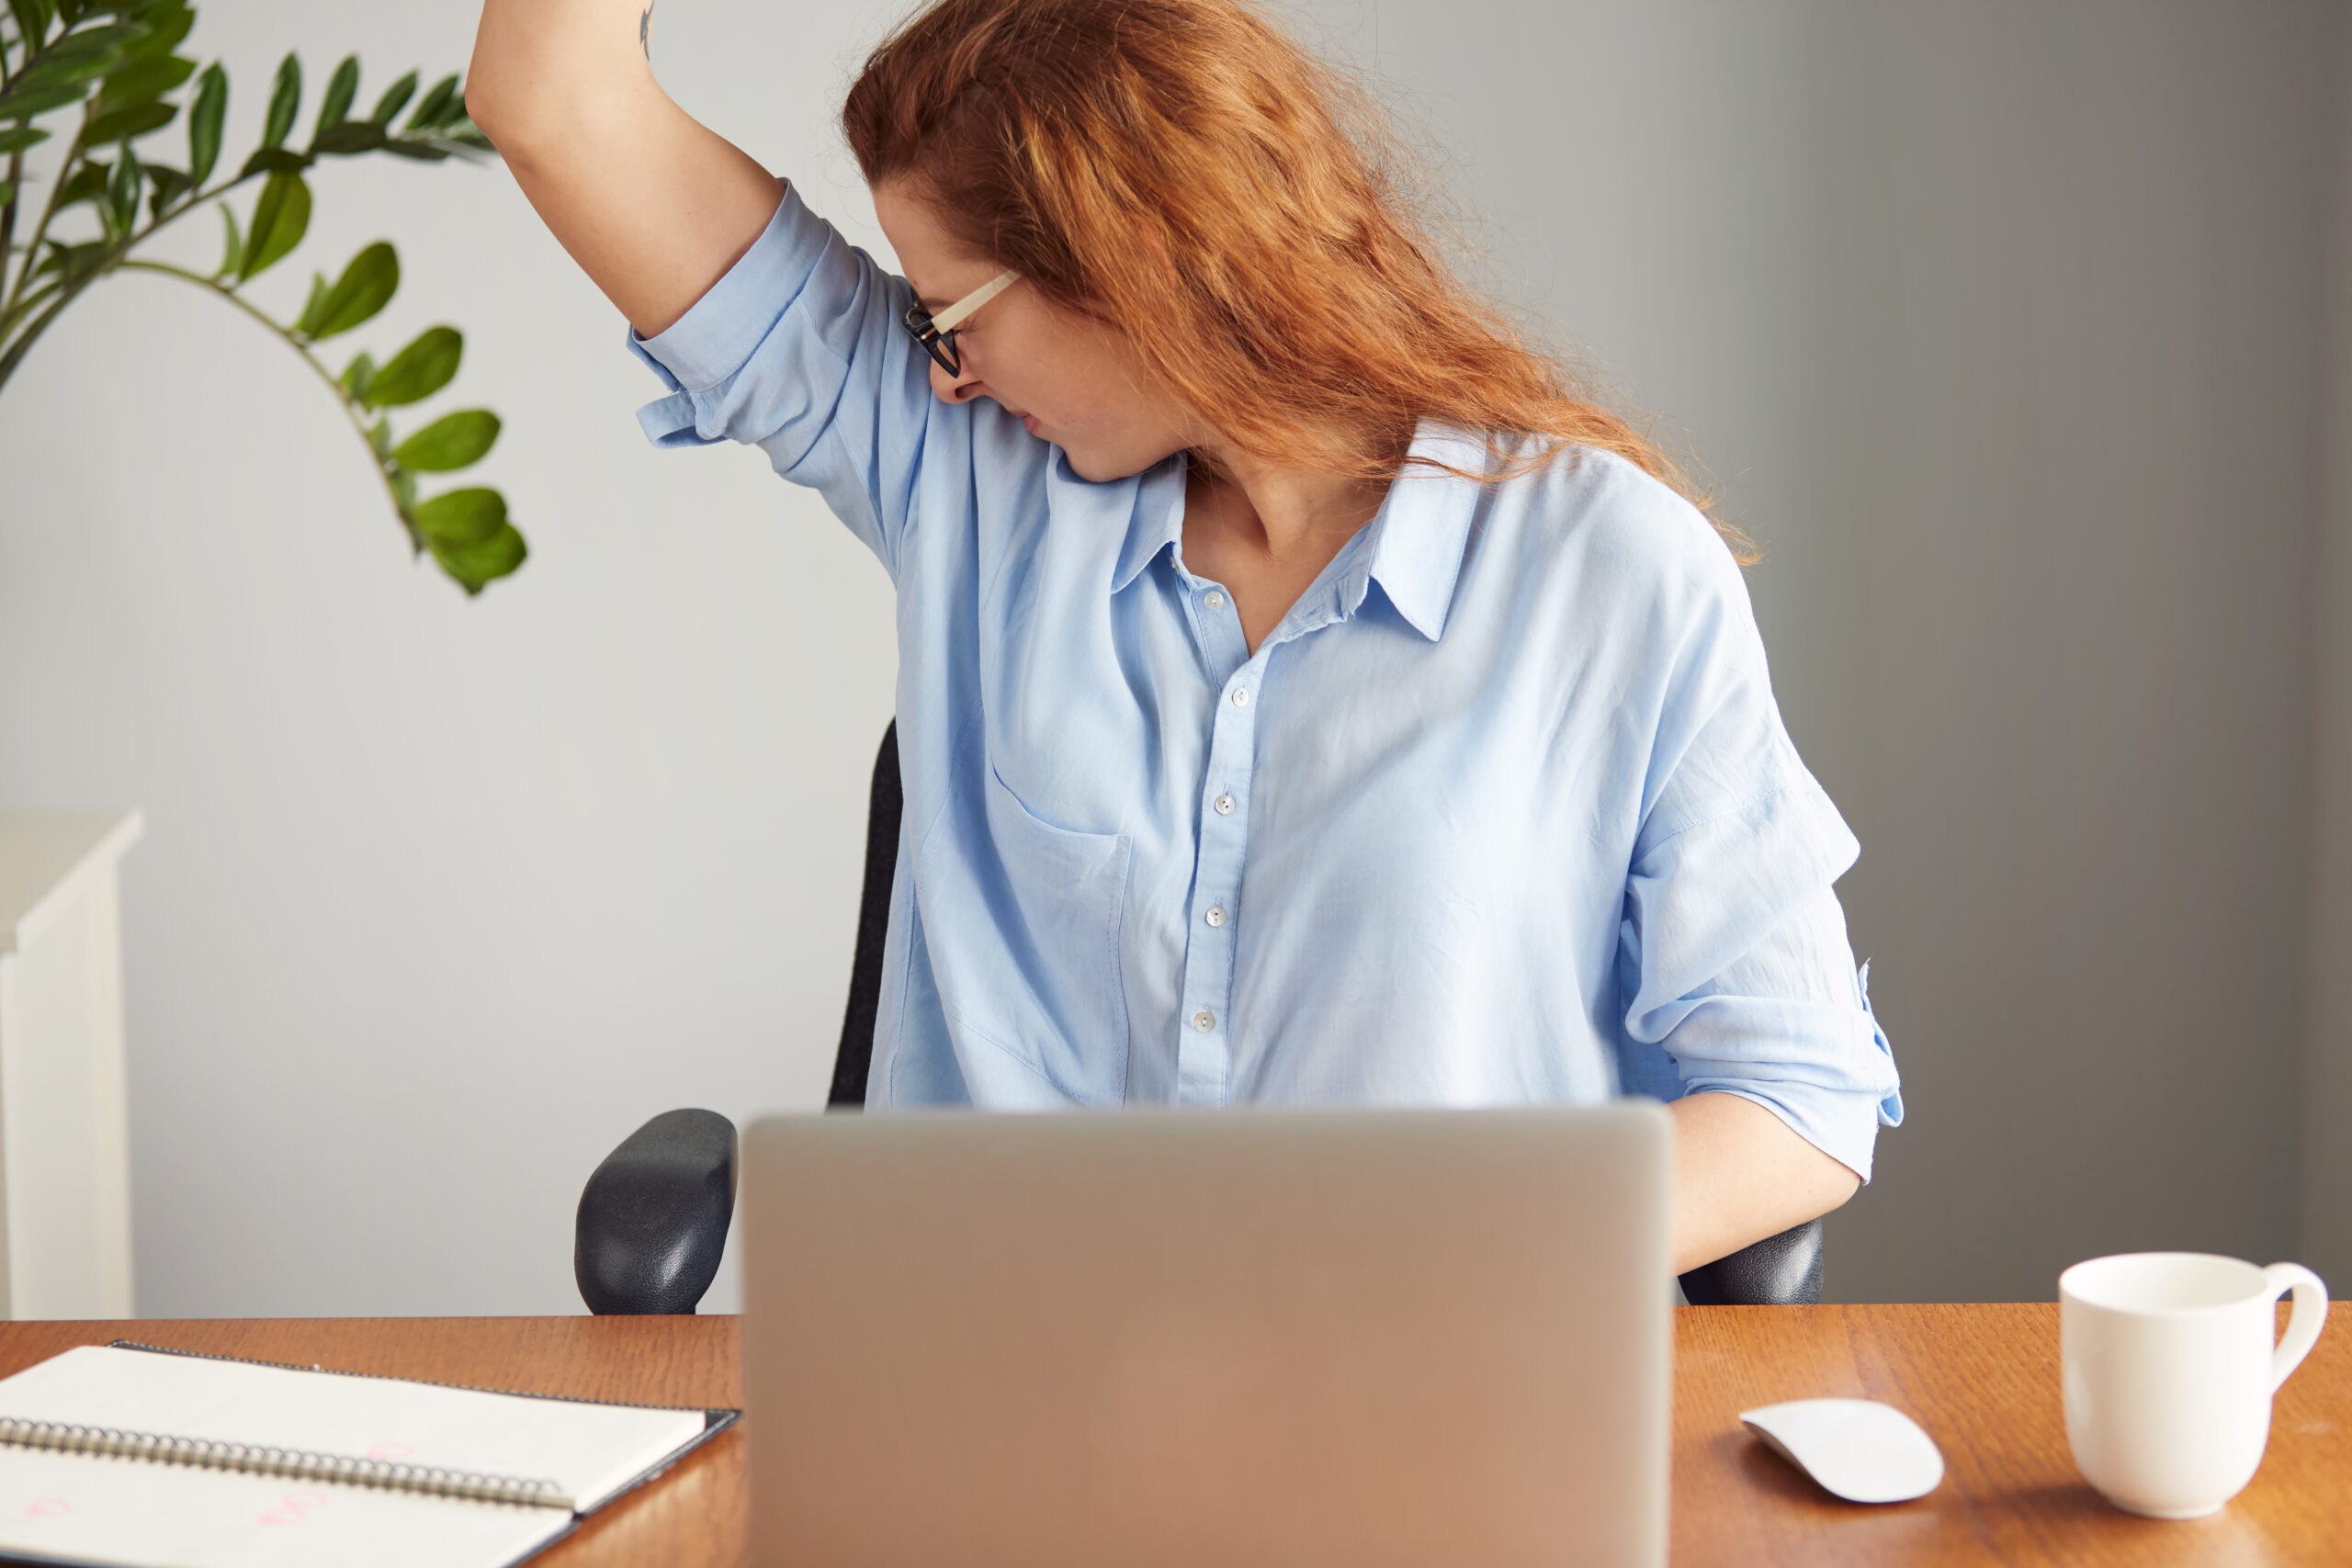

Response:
(1204, 591), (1226, 610)
(1205, 906), (1227, 927)
(1232, 688), (1250, 706)
(1193, 1011), (1216, 1032)
(1214, 794), (1236, 816)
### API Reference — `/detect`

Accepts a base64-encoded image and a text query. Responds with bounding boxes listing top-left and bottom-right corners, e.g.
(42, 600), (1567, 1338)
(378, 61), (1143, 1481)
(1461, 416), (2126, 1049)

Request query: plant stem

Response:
(2, 146), (22, 270)
(0, 277), (76, 385)
(1, 17), (17, 260)
(0, 163), (259, 379)
(114, 257), (420, 551)
(2, 102), (87, 319)
(0, 272), (62, 325)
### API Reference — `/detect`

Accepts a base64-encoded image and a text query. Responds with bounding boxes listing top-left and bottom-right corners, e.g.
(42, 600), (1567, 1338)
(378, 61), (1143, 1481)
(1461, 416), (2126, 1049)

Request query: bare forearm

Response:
(469, 0), (782, 335)
(1668, 1092), (1859, 1276)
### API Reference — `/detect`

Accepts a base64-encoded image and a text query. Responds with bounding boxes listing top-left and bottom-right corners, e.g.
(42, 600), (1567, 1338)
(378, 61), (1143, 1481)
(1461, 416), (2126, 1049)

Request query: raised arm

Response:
(468, 0), (785, 337)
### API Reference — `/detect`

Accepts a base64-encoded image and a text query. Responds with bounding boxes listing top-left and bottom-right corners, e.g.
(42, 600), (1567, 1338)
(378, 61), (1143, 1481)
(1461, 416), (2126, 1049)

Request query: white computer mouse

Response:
(1739, 1398), (1945, 1504)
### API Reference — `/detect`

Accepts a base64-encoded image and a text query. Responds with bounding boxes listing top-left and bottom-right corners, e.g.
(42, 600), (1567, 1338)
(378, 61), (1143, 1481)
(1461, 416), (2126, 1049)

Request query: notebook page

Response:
(0, 1444), (568, 1568)
(0, 1347), (707, 1513)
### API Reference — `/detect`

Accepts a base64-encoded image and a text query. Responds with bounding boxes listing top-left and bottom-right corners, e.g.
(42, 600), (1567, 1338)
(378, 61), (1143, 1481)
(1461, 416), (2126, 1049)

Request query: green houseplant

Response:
(1, 0), (526, 593)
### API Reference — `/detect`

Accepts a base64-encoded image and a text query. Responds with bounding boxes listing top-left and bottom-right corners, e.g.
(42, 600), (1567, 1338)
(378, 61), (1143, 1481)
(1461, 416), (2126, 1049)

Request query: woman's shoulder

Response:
(1477, 437), (1752, 614)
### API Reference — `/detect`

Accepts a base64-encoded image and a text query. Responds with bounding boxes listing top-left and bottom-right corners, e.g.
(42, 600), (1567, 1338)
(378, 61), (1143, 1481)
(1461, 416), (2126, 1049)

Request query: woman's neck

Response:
(1179, 434), (1392, 653)
(1187, 433), (1388, 551)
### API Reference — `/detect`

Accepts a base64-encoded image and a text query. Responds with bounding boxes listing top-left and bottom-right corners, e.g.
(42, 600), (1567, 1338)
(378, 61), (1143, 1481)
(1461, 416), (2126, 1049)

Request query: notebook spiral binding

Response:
(0, 1416), (573, 1510)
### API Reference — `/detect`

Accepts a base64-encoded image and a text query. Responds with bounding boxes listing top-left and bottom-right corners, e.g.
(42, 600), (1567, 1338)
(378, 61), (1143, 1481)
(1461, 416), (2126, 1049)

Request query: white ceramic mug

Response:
(2060, 1252), (2328, 1518)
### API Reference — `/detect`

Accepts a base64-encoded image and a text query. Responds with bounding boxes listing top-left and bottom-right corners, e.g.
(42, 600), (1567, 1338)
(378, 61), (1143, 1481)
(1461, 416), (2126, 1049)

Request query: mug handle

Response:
(2264, 1263), (2329, 1392)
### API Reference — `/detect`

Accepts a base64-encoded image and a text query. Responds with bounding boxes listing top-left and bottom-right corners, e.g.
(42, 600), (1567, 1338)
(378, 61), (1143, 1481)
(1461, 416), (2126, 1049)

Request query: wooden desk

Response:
(0, 1306), (2342, 1565)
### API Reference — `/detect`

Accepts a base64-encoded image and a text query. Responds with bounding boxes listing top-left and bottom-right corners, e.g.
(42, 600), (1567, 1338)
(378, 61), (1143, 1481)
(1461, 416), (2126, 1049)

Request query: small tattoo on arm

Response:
(639, 1), (654, 58)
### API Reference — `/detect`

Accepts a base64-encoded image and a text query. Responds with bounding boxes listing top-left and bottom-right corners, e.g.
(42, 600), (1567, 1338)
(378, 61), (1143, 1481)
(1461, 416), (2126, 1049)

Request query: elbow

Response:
(462, 67), (525, 152)
(461, 75), (502, 141)
(462, 17), (554, 157)
(463, 71), (566, 170)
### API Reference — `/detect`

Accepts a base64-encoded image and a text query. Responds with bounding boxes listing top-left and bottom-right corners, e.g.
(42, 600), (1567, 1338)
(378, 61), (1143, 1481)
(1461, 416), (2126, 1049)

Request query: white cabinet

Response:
(0, 810), (142, 1319)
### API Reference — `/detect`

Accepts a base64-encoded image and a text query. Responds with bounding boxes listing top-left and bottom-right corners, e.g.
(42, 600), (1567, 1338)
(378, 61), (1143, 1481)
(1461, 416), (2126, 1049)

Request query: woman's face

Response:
(874, 180), (1197, 482)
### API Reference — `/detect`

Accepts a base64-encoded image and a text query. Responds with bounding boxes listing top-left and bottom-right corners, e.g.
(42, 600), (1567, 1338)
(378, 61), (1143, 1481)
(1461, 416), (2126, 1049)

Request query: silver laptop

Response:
(741, 1105), (1671, 1568)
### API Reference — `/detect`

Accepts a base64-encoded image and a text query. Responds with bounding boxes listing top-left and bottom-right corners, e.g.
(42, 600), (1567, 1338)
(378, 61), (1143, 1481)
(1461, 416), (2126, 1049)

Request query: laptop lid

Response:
(742, 1105), (1671, 1568)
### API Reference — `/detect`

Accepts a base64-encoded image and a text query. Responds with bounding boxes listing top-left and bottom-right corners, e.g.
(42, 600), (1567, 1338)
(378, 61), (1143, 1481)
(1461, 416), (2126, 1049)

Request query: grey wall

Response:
(1325, 0), (2340, 1303)
(0, 0), (2338, 1313)
(2304, 11), (2352, 1292)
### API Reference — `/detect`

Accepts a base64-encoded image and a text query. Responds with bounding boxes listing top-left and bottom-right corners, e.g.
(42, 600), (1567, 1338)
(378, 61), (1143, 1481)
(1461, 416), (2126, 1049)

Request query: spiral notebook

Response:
(0, 1342), (735, 1568)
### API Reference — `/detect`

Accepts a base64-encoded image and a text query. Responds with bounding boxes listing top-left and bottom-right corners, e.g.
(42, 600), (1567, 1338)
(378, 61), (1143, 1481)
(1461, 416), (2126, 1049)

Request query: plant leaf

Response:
(113, 0), (189, 62)
(12, 26), (137, 91)
(213, 201), (241, 275)
(0, 123), (50, 153)
(431, 520), (527, 595)
(236, 168), (308, 279)
(404, 73), (458, 132)
(341, 350), (376, 400)
(306, 239), (397, 339)
(96, 51), (191, 108)
(104, 141), (139, 233)
(5, 53), (109, 93)
(368, 69), (416, 127)
(412, 485), (503, 546)
(0, 80), (94, 118)
(367, 416), (391, 456)
(378, 139), (451, 163)
(6, 0), (53, 52)
(142, 161), (187, 219)
(34, 237), (107, 283)
(295, 270), (328, 335)
(362, 324), (459, 407)
(82, 96), (173, 144)
(311, 119), (382, 156)
(54, 161), (107, 208)
(260, 51), (298, 148)
(26, 21), (136, 63)
(186, 61), (222, 182)
(392, 409), (498, 471)
(236, 145), (308, 177)
(315, 54), (356, 132)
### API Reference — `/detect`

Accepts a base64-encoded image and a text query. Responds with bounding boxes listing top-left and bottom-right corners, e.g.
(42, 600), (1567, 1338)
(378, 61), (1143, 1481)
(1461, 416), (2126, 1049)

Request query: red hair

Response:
(842, 0), (1750, 561)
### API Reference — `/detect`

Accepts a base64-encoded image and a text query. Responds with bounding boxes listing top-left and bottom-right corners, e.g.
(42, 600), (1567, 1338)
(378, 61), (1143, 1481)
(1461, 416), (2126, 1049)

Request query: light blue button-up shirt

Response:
(632, 188), (1902, 1178)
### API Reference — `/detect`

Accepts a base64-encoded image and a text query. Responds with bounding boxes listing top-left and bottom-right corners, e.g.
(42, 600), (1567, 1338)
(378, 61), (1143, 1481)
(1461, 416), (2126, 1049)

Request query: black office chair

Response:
(574, 722), (1826, 1314)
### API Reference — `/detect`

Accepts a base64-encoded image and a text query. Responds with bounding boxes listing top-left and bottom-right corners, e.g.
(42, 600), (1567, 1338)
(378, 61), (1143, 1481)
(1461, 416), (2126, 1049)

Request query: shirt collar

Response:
(1353, 422), (1487, 642)
(1109, 421), (1487, 642)
(1111, 454), (1189, 593)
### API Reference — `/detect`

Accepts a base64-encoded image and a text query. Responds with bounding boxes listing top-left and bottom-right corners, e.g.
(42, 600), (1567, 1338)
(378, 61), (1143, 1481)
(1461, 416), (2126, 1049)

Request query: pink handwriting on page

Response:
(366, 1441), (413, 1461)
(24, 1498), (68, 1517)
(258, 1490), (330, 1527)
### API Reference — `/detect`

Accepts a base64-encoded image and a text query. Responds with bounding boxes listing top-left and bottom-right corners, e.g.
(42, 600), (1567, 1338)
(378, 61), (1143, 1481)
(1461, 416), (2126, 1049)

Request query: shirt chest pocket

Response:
(914, 765), (1134, 1103)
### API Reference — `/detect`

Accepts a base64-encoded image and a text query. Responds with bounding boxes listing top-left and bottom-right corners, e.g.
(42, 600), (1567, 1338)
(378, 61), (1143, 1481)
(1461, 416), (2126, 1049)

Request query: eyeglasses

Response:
(901, 269), (1020, 376)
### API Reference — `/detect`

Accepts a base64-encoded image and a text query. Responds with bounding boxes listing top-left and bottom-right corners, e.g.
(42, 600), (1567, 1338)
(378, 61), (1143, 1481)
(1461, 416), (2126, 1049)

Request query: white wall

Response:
(0, 0), (2336, 1314)
(0, 0), (904, 1315)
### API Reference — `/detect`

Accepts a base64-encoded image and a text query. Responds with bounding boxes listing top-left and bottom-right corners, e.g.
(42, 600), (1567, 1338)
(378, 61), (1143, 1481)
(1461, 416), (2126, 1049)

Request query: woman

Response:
(468, 0), (1900, 1275)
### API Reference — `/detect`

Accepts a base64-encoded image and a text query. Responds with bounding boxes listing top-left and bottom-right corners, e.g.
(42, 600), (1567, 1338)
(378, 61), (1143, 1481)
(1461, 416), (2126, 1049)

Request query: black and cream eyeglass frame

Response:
(901, 269), (1019, 376)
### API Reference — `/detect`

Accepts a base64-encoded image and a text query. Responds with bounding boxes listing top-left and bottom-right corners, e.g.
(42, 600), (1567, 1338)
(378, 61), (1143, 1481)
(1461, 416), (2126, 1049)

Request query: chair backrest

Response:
(824, 721), (1824, 1304)
(829, 721), (900, 1109)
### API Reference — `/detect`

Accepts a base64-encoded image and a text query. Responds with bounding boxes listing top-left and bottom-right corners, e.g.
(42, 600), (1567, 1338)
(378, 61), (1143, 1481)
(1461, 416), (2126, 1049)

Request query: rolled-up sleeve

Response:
(627, 183), (945, 575)
(1614, 555), (1903, 1181)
